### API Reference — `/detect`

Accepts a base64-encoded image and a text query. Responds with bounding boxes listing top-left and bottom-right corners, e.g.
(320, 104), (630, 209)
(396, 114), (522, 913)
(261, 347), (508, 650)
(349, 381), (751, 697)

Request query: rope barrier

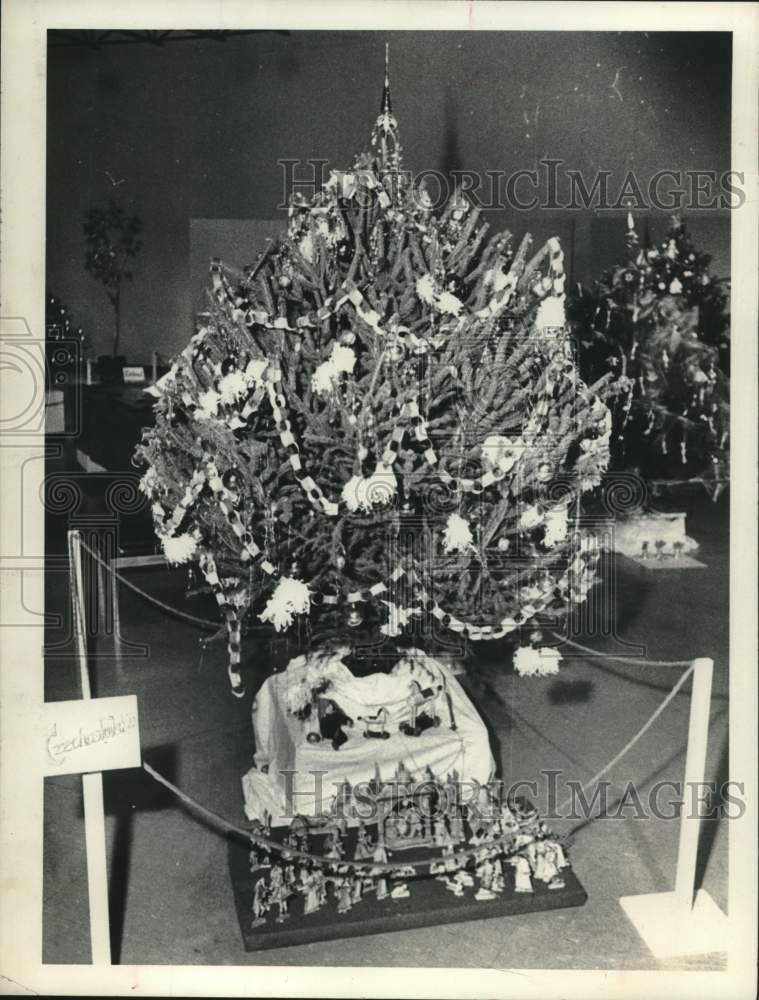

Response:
(554, 664), (695, 816)
(140, 657), (695, 868)
(76, 537), (700, 672)
(550, 631), (693, 668)
(78, 539), (221, 630)
(72, 533), (709, 860)
(142, 762), (526, 874)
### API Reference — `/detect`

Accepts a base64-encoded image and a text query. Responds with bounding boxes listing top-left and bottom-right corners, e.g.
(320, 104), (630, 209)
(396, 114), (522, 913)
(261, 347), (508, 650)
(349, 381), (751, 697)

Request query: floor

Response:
(42, 485), (730, 969)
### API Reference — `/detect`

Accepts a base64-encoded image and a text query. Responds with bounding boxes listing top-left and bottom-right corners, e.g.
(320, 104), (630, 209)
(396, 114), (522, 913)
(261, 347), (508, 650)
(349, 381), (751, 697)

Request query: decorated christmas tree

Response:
(136, 56), (614, 695)
(569, 215), (730, 498)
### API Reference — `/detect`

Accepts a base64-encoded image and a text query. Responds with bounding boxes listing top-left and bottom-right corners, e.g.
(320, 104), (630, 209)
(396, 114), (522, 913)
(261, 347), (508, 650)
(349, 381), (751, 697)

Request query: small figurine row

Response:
(250, 851), (413, 927)
(248, 825), (570, 928)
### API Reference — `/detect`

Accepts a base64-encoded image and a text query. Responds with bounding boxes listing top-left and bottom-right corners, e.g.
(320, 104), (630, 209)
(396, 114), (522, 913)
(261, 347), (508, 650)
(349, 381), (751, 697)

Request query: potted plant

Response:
(83, 199), (143, 382)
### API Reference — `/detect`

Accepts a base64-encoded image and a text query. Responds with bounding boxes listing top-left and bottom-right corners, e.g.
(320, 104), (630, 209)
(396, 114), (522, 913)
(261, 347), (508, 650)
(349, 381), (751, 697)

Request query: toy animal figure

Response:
(317, 698), (354, 750)
(400, 680), (442, 735)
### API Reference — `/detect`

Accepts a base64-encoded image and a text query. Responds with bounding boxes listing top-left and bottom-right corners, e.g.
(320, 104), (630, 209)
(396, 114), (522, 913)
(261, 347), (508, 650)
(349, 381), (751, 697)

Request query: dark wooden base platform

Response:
(227, 830), (587, 952)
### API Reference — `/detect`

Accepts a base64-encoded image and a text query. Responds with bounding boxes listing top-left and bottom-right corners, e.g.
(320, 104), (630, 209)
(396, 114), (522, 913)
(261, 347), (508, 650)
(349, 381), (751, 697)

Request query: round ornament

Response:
(346, 605), (364, 628)
(536, 463), (553, 483)
(223, 467), (241, 492)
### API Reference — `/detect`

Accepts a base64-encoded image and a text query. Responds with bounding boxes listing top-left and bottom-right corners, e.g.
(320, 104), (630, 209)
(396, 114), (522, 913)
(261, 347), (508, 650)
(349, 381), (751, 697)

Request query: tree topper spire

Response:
(381, 41), (392, 115)
(371, 43), (401, 175)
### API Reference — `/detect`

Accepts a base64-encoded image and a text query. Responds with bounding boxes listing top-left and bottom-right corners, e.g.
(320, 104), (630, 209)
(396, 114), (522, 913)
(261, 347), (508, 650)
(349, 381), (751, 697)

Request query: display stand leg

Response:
(67, 529), (112, 964)
(619, 657), (728, 958)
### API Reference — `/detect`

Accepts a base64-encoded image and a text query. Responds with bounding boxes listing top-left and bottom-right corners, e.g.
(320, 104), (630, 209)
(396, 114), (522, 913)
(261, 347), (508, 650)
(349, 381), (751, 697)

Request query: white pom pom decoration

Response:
(217, 369), (251, 404)
(311, 343), (357, 395)
(513, 646), (562, 678)
(438, 290), (463, 316)
(196, 389), (220, 421)
(258, 576), (312, 632)
(442, 512), (475, 554)
(416, 273), (436, 304)
(161, 532), (198, 565)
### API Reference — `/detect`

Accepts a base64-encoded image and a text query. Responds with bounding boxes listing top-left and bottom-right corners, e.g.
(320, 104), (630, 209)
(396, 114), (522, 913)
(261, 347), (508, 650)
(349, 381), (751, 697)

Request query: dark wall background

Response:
(46, 30), (732, 363)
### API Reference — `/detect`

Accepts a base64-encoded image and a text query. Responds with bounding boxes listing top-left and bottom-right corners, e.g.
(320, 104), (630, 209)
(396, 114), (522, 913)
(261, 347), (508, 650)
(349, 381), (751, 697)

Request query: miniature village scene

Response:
(235, 762), (578, 943)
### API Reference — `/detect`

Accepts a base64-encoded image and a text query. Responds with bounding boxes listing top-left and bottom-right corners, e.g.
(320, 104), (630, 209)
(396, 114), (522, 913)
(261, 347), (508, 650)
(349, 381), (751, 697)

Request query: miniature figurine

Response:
(284, 862), (298, 888)
(534, 840), (566, 889)
(350, 875), (363, 904)
(251, 879), (270, 927)
(448, 808), (465, 843)
(433, 816), (449, 846)
(390, 882), (410, 899)
(325, 829), (344, 860)
(336, 877), (353, 913)
(372, 841), (390, 900)
(476, 856), (494, 891)
(353, 821), (375, 860)
(405, 804), (423, 839)
(510, 853), (534, 893)
(273, 881), (291, 923)
(269, 863), (284, 893)
(442, 842), (459, 873)
(314, 868), (328, 905)
(443, 877), (464, 896)
(302, 868), (322, 915)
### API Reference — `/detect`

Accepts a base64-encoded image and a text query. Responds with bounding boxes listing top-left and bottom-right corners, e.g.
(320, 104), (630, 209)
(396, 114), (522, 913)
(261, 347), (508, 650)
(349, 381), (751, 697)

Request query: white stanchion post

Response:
(67, 529), (112, 964)
(619, 656), (728, 958)
(674, 656), (713, 909)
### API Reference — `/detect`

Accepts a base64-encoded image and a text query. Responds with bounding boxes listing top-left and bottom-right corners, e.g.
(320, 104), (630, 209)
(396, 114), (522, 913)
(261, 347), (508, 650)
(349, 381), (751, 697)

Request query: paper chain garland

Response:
(145, 220), (604, 685)
(197, 548), (244, 695)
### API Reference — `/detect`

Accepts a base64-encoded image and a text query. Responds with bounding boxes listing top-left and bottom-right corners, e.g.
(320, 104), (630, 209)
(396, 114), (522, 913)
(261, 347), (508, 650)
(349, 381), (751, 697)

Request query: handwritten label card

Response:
(42, 695), (141, 777)
(122, 366), (146, 384)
